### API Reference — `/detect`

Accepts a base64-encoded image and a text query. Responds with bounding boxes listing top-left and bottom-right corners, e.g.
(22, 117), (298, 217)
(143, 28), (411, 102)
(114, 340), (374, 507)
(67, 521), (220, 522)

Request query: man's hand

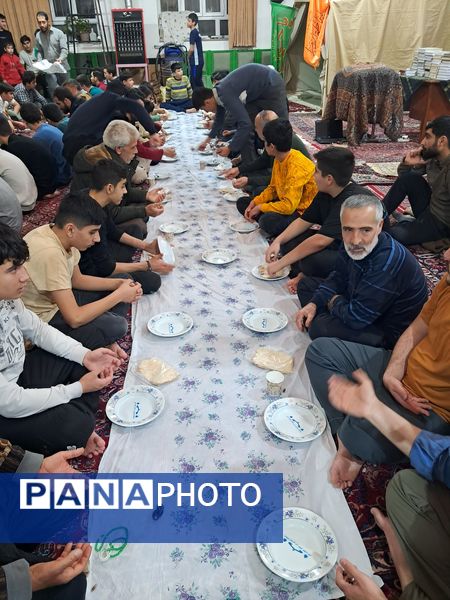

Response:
(328, 370), (379, 420)
(198, 138), (210, 151)
(216, 144), (230, 157)
(83, 348), (122, 372)
(383, 373), (430, 415)
(30, 544), (92, 592)
(149, 257), (175, 274)
(145, 203), (164, 217)
(163, 147), (176, 158)
(404, 148), (426, 166)
(80, 369), (114, 393)
(266, 260), (283, 277)
(39, 448), (84, 474)
(116, 279), (143, 303)
(246, 205), (261, 221)
(295, 303), (317, 331)
(243, 200), (255, 221)
(335, 559), (386, 600)
(265, 240), (281, 263)
(146, 187), (165, 203)
(223, 167), (239, 180)
(232, 176), (248, 189)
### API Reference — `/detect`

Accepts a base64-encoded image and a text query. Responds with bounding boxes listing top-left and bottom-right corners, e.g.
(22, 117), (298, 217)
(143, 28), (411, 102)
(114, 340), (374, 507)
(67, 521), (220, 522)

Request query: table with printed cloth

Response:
(86, 114), (379, 599)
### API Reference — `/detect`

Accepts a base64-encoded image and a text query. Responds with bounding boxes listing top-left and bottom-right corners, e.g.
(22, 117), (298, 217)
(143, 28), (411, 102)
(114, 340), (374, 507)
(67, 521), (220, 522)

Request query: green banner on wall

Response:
(271, 2), (296, 72)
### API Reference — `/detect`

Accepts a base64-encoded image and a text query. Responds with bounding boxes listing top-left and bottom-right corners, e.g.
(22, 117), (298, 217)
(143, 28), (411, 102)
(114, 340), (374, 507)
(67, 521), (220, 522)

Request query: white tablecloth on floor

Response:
(87, 114), (376, 599)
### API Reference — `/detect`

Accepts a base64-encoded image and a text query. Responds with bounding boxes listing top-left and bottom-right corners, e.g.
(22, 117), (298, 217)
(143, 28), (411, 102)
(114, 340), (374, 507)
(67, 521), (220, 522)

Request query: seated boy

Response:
(20, 102), (72, 188)
(22, 193), (142, 349)
(0, 42), (24, 87)
(0, 82), (25, 130)
(0, 222), (122, 455)
(237, 119), (317, 237)
(265, 147), (374, 290)
(42, 101), (70, 133)
(79, 160), (172, 293)
(160, 62), (195, 113)
(0, 114), (58, 199)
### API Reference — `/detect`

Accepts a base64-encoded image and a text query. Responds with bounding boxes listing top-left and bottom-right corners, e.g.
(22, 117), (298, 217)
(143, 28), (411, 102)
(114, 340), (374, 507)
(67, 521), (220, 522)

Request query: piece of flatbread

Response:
(258, 264), (285, 279)
(251, 348), (294, 373)
(137, 358), (179, 385)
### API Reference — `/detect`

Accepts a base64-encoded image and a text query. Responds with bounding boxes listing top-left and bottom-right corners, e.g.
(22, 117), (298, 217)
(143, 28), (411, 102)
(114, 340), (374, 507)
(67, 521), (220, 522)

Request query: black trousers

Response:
(190, 63), (204, 89)
(281, 230), (340, 278)
(49, 286), (128, 350)
(297, 276), (388, 348)
(108, 239), (162, 295)
(236, 197), (299, 237)
(383, 171), (450, 245)
(0, 351), (98, 455)
(33, 574), (86, 599)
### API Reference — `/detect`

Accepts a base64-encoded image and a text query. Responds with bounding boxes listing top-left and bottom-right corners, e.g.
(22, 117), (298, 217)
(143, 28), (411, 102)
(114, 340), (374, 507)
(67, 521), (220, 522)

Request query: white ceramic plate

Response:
(157, 236), (176, 265)
(202, 248), (237, 265)
(106, 385), (165, 427)
(264, 398), (326, 442)
(251, 265), (290, 281)
(223, 193), (239, 203)
(159, 222), (189, 234)
(147, 312), (193, 337)
(199, 148), (213, 155)
(242, 308), (288, 333)
(197, 124), (208, 130)
(160, 156), (178, 162)
(256, 507), (338, 583)
(229, 220), (259, 233)
(216, 173), (227, 179)
(153, 173), (171, 181)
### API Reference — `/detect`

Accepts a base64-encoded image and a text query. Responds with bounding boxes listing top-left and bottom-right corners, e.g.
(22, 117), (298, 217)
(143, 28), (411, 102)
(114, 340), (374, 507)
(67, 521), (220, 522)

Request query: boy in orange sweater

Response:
(0, 42), (24, 86)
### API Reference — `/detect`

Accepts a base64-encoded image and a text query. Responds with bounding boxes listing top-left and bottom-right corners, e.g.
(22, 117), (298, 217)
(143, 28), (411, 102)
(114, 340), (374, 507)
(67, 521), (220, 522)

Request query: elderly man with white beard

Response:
(295, 194), (428, 349)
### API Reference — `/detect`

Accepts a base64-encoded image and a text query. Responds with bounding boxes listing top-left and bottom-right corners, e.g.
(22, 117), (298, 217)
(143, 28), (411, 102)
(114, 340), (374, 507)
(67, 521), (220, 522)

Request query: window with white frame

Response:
(159, 0), (228, 39)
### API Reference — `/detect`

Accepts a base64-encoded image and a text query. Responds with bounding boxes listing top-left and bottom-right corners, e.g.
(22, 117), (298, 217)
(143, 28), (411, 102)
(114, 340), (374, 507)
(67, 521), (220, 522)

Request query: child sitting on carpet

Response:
(161, 63), (195, 113)
(0, 222), (123, 456)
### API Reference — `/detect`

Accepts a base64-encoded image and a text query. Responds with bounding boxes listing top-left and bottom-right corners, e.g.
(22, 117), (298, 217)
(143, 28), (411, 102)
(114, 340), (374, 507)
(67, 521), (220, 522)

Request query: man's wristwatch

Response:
(327, 295), (340, 312)
(146, 259), (152, 271)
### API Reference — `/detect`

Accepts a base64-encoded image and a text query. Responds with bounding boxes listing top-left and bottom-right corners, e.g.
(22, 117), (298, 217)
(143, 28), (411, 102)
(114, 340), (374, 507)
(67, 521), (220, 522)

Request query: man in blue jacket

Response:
(296, 194), (428, 348)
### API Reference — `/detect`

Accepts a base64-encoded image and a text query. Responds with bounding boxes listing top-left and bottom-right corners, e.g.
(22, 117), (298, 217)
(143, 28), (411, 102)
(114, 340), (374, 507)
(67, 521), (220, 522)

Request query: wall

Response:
(102, 0), (271, 60)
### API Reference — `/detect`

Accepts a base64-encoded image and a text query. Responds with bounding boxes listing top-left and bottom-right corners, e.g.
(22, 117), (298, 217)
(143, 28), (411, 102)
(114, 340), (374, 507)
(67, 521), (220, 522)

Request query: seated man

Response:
(0, 177), (22, 232)
(327, 370), (450, 600)
(160, 62), (194, 113)
(0, 222), (122, 455)
(119, 71), (135, 90)
(13, 71), (46, 109)
(0, 147), (37, 212)
(42, 101), (70, 133)
(383, 115), (450, 246)
(76, 73), (102, 97)
(22, 193), (142, 349)
(20, 102), (72, 188)
(265, 148), (373, 289)
(224, 110), (310, 197)
(0, 439), (91, 599)
(77, 159), (173, 293)
(91, 68), (107, 91)
(0, 114), (58, 199)
(296, 194), (428, 348)
(192, 63), (288, 161)
(237, 118), (317, 237)
(71, 119), (164, 238)
(53, 84), (85, 116)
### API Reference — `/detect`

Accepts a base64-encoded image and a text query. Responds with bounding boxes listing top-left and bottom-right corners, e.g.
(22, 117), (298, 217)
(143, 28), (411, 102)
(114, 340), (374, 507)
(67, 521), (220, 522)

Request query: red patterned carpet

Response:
(23, 127), (446, 596)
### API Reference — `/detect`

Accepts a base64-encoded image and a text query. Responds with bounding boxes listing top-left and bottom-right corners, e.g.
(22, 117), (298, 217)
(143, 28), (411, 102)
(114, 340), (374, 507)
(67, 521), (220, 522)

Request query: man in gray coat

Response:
(35, 11), (69, 97)
(192, 63), (288, 163)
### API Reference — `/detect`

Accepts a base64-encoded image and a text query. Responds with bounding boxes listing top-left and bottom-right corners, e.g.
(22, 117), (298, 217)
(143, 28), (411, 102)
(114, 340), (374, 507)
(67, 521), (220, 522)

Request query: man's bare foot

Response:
(371, 508), (413, 589)
(329, 437), (363, 489)
(287, 273), (303, 295)
(84, 432), (106, 458)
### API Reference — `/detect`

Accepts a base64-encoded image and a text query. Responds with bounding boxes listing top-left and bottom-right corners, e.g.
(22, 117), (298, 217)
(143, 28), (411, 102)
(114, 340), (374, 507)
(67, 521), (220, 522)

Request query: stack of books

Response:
(405, 47), (450, 80)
